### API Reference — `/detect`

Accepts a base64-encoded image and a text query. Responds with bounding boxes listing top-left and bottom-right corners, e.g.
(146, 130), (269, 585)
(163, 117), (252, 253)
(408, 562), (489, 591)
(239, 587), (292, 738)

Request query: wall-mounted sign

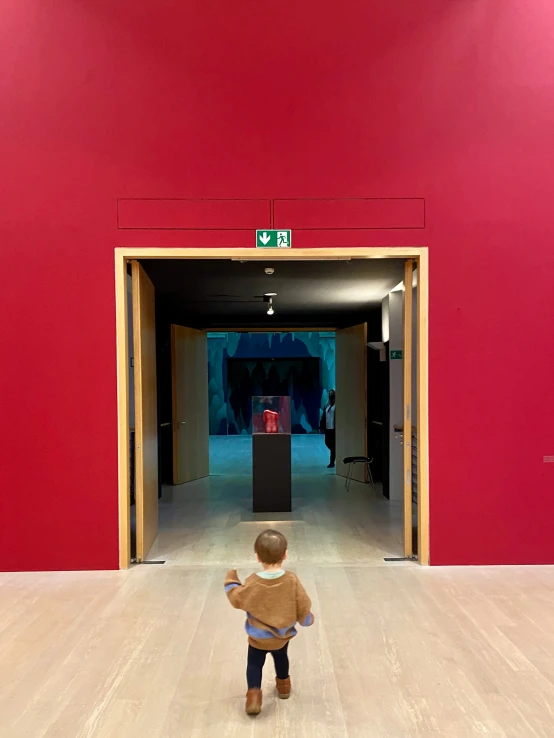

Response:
(390, 350), (403, 360)
(256, 229), (291, 248)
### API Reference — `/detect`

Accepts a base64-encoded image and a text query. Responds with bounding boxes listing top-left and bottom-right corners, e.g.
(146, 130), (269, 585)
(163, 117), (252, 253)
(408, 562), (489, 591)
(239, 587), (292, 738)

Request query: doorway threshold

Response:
(132, 559), (166, 565)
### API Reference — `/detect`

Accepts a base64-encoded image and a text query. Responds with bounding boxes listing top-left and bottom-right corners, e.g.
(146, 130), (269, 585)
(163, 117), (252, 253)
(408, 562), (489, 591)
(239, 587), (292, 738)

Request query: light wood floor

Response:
(3, 464), (554, 737)
(2, 564), (554, 737)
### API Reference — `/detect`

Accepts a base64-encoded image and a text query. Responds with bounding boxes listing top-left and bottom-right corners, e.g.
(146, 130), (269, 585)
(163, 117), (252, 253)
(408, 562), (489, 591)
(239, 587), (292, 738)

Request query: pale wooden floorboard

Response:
(2, 465), (554, 736)
(2, 564), (554, 736)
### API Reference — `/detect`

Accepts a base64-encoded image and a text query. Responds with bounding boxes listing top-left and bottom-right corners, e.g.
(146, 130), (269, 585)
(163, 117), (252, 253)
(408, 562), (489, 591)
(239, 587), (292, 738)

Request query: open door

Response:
(403, 260), (414, 558)
(171, 325), (209, 485)
(336, 323), (367, 481)
(132, 261), (158, 562)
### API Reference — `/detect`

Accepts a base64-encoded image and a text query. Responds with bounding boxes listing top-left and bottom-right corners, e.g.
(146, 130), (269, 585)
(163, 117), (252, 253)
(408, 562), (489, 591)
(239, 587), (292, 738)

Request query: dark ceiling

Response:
(139, 258), (405, 330)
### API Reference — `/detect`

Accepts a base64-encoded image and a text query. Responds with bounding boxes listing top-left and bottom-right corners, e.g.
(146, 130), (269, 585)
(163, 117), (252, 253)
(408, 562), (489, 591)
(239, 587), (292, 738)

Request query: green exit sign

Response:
(256, 229), (292, 248)
(390, 350), (403, 360)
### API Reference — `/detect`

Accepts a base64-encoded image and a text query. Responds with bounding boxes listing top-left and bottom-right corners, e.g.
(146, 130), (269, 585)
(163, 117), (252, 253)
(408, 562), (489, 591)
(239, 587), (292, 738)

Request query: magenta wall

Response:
(1, 1), (553, 570)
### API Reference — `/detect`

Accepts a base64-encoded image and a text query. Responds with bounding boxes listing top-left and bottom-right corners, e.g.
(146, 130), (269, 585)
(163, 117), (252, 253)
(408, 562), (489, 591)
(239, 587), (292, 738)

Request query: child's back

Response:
(224, 529), (314, 715)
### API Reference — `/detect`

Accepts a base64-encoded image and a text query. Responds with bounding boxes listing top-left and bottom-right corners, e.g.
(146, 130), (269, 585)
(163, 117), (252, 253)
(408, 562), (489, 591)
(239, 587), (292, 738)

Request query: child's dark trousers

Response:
(246, 643), (289, 689)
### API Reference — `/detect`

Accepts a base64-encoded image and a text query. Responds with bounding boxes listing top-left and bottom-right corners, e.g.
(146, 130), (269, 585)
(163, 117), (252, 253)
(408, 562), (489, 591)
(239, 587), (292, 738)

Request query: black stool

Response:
(343, 456), (374, 490)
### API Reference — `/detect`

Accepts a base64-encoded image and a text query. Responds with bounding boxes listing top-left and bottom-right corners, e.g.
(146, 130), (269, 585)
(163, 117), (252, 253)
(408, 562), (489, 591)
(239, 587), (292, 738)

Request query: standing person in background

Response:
(320, 389), (336, 468)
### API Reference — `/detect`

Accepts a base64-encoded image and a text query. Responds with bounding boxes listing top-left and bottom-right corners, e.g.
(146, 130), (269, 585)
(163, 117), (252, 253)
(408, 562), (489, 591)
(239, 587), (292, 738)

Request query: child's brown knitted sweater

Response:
(224, 569), (314, 650)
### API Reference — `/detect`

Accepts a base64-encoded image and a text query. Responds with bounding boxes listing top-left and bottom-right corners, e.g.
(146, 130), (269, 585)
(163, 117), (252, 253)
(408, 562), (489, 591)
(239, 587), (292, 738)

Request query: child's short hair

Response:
(254, 529), (288, 564)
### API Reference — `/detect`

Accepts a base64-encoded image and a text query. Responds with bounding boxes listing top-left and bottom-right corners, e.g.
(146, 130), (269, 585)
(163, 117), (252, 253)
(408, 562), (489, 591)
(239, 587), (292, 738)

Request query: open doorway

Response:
(116, 249), (429, 568)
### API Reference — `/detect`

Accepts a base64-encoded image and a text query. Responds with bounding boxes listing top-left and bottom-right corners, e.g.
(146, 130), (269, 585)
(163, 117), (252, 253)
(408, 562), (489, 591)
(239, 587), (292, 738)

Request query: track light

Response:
(267, 297), (275, 315)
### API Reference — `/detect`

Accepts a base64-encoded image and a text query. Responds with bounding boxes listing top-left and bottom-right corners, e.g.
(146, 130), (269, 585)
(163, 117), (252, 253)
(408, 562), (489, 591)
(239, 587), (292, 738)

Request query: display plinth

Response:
(252, 433), (292, 513)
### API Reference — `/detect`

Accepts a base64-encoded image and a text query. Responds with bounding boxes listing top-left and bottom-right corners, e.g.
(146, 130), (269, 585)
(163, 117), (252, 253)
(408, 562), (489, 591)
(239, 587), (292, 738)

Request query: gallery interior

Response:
(125, 257), (419, 567)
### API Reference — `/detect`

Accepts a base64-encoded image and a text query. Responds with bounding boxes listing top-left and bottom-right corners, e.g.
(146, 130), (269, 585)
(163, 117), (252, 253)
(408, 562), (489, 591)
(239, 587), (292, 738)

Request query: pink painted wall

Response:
(1, 1), (553, 569)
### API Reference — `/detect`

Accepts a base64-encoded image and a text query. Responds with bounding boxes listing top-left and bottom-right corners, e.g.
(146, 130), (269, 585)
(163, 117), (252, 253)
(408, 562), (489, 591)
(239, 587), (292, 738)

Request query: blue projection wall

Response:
(208, 332), (336, 435)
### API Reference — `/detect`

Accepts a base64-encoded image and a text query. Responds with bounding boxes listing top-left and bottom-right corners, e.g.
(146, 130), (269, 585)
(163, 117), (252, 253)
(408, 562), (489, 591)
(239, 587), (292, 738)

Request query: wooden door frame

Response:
(115, 247), (429, 568)
(403, 260), (414, 558)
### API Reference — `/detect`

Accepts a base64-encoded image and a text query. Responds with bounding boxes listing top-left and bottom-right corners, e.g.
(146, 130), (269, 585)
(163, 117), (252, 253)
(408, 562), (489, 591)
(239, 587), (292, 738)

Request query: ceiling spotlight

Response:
(265, 267), (274, 275)
(267, 297), (275, 315)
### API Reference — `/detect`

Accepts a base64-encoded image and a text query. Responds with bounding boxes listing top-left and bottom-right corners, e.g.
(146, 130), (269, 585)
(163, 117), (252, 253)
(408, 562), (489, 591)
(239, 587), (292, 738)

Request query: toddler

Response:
(224, 529), (314, 715)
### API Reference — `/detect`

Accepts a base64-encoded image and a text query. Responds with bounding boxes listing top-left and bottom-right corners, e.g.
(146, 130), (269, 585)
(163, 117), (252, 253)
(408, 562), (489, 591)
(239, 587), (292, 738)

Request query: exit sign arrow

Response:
(259, 232), (271, 245)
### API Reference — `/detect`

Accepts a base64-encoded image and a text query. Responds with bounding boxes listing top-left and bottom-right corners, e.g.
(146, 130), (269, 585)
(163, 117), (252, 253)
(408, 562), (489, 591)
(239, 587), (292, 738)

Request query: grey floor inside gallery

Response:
(150, 434), (404, 567)
(2, 438), (554, 737)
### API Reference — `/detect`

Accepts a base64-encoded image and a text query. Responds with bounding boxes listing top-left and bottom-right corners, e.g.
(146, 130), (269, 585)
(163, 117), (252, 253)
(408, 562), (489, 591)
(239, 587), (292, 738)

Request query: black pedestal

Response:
(252, 433), (292, 513)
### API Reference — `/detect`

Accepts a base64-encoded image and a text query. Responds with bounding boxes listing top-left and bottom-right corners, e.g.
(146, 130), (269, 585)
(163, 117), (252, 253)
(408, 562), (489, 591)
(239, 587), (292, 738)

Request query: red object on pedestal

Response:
(263, 409), (279, 434)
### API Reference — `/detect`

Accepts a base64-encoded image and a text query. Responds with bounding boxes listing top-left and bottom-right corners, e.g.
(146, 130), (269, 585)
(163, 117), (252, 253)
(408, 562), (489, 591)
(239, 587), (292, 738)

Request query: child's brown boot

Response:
(276, 677), (291, 699)
(245, 688), (263, 715)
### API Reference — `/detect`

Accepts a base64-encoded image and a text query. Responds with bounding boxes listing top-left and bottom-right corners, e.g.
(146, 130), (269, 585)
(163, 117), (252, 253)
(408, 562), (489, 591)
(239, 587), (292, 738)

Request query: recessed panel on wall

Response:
(118, 198), (271, 230)
(273, 198), (425, 230)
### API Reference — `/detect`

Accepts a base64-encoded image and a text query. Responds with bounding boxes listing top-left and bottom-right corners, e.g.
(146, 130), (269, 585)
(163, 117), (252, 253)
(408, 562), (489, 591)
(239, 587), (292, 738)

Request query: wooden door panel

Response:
(403, 260), (414, 558)
(171, 325), (209, 485)
(132, 261), (158, 561)
(336, 323), (367, 481)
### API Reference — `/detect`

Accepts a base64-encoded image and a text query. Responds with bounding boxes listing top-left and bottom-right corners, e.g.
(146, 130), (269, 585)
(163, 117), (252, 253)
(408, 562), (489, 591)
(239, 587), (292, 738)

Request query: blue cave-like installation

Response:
(208, 332), (336, 435)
